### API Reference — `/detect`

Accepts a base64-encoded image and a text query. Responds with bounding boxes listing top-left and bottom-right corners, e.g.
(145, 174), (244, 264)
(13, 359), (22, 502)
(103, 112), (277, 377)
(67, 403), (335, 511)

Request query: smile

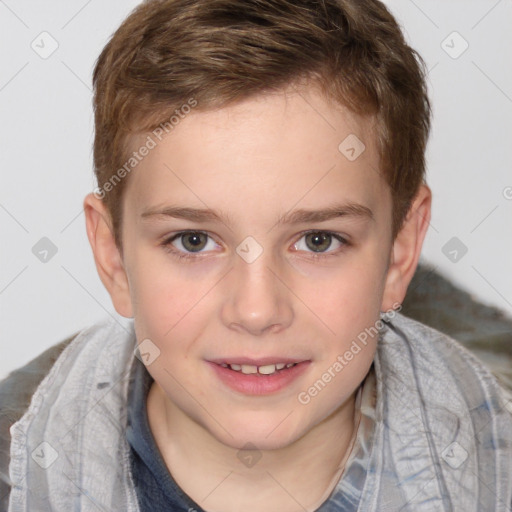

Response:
(219, 362), (298, 375)
(208, 360), (311, 395)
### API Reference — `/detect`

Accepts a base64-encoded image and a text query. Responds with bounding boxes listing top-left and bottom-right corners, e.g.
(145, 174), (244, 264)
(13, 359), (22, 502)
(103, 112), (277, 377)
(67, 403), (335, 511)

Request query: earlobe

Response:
(83, 193), (134, 318)
(381, 184), (432, 312)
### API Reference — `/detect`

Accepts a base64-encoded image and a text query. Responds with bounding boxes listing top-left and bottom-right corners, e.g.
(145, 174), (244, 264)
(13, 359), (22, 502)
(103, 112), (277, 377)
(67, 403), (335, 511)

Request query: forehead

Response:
(122, 86), (389, 227)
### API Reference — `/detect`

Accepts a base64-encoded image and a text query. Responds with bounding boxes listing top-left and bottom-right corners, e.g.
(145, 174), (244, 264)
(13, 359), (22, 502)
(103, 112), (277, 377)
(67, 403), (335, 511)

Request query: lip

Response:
(207, 360), (311, 395)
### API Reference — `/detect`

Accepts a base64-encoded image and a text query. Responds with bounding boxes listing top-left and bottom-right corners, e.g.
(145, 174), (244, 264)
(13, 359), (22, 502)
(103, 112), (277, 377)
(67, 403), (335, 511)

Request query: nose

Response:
(220, 249), (294, 336)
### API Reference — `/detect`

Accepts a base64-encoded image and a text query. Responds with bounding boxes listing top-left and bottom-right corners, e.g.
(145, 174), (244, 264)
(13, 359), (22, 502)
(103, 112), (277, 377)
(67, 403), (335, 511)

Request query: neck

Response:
(147, 382), (361, 512)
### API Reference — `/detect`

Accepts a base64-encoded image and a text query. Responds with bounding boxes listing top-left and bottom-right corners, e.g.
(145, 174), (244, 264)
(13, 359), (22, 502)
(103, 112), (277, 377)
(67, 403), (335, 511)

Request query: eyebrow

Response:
(140, 202), (374, 225)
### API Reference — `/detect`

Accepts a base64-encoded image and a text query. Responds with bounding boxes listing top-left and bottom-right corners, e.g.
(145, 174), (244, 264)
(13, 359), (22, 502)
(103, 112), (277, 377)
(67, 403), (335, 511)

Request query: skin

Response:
(84, 83), (431, 512)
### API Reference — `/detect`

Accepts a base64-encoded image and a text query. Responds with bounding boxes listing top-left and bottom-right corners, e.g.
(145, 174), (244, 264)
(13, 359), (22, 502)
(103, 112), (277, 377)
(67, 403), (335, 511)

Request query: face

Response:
(116, 85), (394, 450)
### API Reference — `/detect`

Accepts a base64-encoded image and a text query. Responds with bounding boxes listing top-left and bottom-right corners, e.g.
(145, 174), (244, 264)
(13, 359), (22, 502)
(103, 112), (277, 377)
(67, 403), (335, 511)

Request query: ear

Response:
(83, 193), (133, 318)
(381, 184), (432, 312)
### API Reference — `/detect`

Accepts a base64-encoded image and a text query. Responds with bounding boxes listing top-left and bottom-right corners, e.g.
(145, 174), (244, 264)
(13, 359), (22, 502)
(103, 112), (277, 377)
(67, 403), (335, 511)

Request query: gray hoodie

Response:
(1, 312), (511, 511)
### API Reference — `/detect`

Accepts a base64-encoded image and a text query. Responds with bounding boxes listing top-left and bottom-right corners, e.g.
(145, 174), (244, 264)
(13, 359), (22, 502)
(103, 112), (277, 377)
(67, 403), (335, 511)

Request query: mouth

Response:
(207, 358), (311, 395)
(218, 361), (299, 376)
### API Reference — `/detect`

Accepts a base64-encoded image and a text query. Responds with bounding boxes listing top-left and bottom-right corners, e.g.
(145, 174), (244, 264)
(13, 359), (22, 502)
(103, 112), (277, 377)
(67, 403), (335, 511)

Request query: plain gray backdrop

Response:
(1, 0), (511, 378)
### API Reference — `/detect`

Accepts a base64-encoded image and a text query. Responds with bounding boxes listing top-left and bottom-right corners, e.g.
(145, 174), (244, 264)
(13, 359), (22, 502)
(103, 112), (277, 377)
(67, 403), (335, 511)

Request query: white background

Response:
(1, 0), (511, 379)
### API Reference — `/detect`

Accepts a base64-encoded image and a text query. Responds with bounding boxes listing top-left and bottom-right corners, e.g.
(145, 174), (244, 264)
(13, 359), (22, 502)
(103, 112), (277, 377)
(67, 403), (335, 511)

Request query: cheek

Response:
(129, 259), (196, 342)
(296, 254), (385, 332)
(298, 276), (382, 415)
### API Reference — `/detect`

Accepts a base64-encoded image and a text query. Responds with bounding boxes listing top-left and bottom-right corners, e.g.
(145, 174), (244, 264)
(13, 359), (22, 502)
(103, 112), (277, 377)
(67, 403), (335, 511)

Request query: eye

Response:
(161, 229), (350, 262)
(293, 230), (349, 257)
(161, 231), (219, 260)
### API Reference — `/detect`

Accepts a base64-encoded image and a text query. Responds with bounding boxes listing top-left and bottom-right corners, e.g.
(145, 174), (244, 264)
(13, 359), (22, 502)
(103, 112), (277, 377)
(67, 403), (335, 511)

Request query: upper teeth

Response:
(220, 362), (296, 375)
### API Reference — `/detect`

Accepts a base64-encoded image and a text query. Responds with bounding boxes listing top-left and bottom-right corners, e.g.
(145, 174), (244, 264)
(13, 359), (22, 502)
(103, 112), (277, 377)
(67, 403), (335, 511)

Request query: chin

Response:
(211, 414), (307, 452)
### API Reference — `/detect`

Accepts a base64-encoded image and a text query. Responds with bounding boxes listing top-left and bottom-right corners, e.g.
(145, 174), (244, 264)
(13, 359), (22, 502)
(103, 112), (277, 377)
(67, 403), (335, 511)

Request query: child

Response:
(1, 0), (511, 510)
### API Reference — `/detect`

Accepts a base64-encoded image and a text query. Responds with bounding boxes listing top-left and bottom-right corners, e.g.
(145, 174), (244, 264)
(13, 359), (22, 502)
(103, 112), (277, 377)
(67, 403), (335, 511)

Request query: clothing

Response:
(1, 312), (512, 511)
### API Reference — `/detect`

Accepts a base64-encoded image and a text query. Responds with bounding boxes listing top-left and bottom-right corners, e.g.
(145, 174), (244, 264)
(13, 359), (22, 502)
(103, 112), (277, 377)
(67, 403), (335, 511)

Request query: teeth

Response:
(258, 364), (277, 375)
(241, 364), (258, 374)
(223, 362), (298, 375)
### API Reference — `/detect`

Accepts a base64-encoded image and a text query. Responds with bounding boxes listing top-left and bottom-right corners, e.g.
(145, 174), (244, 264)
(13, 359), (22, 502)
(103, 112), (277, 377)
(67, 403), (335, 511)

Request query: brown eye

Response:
(179, 232), (208, 252)
(161, 231), (219, 261)
(293, 231), (349, 258)
(305, 232), (333, 252)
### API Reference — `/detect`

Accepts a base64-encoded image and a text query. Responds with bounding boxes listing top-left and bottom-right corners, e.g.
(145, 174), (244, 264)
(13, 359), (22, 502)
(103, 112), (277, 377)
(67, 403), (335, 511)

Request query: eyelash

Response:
(160, 229), (350, 262)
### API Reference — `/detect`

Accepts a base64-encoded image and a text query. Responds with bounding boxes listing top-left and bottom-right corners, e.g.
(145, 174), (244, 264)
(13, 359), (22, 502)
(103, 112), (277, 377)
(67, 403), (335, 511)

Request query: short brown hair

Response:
(92, 0), (431, 250)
